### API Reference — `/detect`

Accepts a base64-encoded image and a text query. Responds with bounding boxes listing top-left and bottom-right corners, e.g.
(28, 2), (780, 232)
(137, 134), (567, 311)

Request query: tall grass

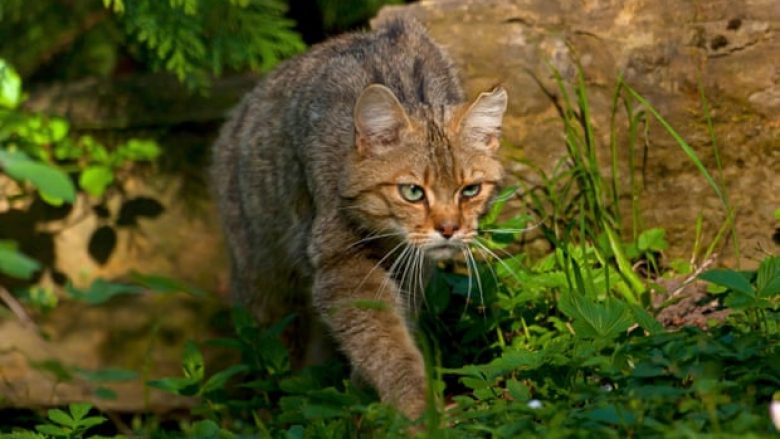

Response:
(513, 66), (737, 304)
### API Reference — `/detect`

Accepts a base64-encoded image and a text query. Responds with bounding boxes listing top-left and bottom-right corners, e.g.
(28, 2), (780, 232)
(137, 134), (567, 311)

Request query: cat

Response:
(210, 18), (507, 419)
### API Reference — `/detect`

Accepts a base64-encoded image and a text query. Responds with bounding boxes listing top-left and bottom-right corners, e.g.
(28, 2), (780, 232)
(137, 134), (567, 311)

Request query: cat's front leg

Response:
(312, 253), (427, 419)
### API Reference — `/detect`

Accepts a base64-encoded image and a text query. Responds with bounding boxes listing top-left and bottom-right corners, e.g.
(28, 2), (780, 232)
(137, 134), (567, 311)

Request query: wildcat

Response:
(210, 18), (507, 419)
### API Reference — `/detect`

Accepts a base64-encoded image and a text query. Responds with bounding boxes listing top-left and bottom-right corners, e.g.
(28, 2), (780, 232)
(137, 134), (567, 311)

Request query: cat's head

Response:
(341, 84), (508, 260)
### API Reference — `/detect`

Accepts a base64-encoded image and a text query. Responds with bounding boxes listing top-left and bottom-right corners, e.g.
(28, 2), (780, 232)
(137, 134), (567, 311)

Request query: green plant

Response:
(0, 59), (162, 310)
(700, 255), (780, 332)
(0, 402), (121, 439)
(0, 0), (305, 89)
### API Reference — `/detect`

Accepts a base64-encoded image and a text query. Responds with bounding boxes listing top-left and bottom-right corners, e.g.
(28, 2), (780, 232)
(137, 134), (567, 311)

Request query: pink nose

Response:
(436, 222), (460, 239)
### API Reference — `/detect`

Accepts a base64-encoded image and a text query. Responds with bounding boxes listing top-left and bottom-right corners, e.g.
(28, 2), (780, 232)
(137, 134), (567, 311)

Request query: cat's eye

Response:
(398, 184), (425, 202)
(461, 183), (482, 198)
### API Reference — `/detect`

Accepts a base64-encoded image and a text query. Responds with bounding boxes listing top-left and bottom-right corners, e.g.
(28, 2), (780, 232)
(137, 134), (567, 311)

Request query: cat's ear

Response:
(458, 86), (508, 151)
(354, 84), (411, 154)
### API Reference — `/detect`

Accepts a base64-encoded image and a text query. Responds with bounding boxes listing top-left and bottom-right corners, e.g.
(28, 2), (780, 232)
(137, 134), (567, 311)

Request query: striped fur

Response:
(211, 19), (507, 418)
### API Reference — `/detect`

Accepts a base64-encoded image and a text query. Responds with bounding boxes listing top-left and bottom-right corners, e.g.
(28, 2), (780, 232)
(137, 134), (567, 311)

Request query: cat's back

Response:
(259, 18), (464, 114)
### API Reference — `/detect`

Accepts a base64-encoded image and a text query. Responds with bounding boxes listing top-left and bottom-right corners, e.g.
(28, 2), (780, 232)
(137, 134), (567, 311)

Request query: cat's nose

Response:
(435, 222), (460, 239)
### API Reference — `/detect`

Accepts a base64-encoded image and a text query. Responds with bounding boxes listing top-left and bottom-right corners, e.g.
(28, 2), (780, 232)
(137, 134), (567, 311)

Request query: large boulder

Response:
(375, 0), (780, 267)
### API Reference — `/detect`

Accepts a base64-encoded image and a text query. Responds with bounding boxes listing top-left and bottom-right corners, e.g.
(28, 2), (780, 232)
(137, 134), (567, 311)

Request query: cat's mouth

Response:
(423, 243), (461, 260)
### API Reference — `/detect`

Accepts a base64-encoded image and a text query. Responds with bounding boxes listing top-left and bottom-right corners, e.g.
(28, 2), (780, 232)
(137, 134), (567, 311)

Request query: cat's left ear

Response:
(354, 84), (411, 155)
(458, 86), (508, 151)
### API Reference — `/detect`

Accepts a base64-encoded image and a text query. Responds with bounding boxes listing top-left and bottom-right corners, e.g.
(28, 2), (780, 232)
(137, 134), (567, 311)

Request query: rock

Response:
(375, 0), (780, 268)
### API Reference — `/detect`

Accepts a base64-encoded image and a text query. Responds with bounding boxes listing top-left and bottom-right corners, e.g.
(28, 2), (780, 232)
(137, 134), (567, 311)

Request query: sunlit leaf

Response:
(0, 59), (22, 109)
(700, 269), (754, 295)
(79, 165), (114, 197)
(0, 246), (41, 279)
(0, 151), (76, 203)
(117, 138), (161, 161)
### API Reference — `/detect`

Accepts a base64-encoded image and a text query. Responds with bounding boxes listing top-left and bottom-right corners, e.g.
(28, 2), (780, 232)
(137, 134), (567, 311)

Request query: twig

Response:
(666, 254), (717, 300)
(0, 285), (35, 329)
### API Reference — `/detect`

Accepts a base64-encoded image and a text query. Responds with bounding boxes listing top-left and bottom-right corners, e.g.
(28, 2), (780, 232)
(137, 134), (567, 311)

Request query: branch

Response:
(0, 284), (35, 329)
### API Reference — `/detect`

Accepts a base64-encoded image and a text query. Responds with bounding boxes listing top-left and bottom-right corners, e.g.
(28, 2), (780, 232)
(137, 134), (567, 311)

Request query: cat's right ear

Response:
(354, 84), (411, 155)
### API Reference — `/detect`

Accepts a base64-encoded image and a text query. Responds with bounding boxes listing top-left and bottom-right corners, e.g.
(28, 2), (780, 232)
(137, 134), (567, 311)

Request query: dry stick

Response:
(0, 284), (35, 328)
(665, 255), (718, 301)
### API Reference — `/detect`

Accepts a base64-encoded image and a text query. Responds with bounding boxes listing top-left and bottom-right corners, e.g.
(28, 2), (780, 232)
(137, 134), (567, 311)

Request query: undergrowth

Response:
(1, 65), (778, 438)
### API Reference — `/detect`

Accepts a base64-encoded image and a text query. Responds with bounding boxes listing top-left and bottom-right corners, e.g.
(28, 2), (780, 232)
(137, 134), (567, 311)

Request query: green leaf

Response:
(24, 286), (59, 309)
(628, 303), (664, 335)
(583, 404), (637, 427)
(756, 256), (780, 297)
(558, 294), (634, 339)
(118, 138), (161, 161)
(66, 279), (144, 305)
(47, 409), (75, 428)
(73, 416), (107, 429)
(68, 402), (92, 421)
(35, 425), (71, 437)
(0, 246), (41, 279)
(199, 364), (250, 394)
(146, 376), (200, 395)
(76, 367), (138, 383)
(506, 378), (530, 401)
(78, 166), (114, 197)
(286, 425), (305, 439)
(94, 386), (118, 400)
(0, 431), (47, 439)
(30, 359), (73, 382)
(775, 207), (780, 220)
(102, 0), (125, 13)
(0, 151), (76, 203)
(699, 269), (754, 295)
(131, 272), (207, 296)
(480, 185), (518, 225)
(47, 118), (69, 142)
(182, 341), (204, 381)
(637, 228), (668, 252)
(0, 59), (22, 109)
(189, 420), (220, 438)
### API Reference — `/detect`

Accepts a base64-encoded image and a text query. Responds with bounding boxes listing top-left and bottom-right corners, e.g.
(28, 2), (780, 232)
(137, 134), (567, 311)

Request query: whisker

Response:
(460, 248), (474, 320)
(473, 245), (501, 297)
(471, 240), (524, 285)
(474, 236), (516, 260)
(477, 212), (549, 236)
(465, 247), (486, 317)
(397, 245), (418, 310)
(365, 241), (407, 300)
(490, 188), (522, 203)
(374, 245), (412, 308)
(346, 231), (405, 249)
(416, 247), (427, 310)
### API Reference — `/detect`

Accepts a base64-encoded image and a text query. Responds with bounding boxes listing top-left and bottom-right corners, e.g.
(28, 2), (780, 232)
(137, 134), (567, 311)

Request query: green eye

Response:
(461, 183), (481, 198)
(398, 184), (425, 202)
